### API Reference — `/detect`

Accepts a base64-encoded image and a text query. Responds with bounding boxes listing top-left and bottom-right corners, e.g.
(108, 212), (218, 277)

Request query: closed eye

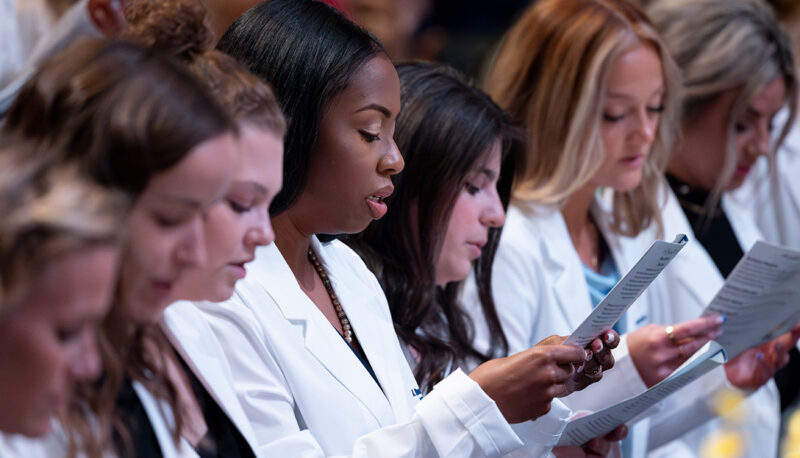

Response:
(359, 130), (380, 142)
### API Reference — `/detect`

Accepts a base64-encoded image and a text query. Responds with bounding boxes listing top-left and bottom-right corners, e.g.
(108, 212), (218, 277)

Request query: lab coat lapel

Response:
(519, 202), (589, 330)
(131, 381), (199, 458)
(322, 246), (416, 422)
(161, 305), (259, 453)
(253, 241), (396, 426)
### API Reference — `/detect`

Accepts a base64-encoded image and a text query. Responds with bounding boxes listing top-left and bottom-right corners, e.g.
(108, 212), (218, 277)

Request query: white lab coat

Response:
(464, 193), (778, 457)
(162, 301), (261, 455)
(642, 185), (780, 458)
(464, 199), (654, 457)
(195, 236), (564, 457)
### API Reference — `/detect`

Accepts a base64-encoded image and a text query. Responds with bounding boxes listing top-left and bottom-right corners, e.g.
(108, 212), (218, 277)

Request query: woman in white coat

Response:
(349, 61), (626, 457)
(196, 1), (600, 456)
(0, 39), (239, 457)
(644, 0), (800, 454)
(124, 2), (286, 455)
(0, 142), (125, 439)
(464, 0), (790, 456)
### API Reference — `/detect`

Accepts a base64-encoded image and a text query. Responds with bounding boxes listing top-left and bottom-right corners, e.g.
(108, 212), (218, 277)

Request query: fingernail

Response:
(716, 315), (726, 324)
(585, 349), (593, 361)
(605, 331), (615, 343)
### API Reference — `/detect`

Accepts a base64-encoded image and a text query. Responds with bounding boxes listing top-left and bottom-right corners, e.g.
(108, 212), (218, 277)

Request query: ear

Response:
(87, 0), (127, 37)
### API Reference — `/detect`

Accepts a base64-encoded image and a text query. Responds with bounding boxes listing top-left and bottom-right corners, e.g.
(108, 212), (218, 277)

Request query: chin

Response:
(208, 285), (235, 303)
(17, 414), (52, 438)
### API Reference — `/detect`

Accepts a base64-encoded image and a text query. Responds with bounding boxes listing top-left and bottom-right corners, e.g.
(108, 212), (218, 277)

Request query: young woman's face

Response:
(435, 141), (505, 286)
(593, 43), (664, 191)
(119, 133), (237, 322)
(0, 245), (118, 437)
(676, 76), (787, 191)
(296, 54), (404, 234)
(172, 124), (283, 302)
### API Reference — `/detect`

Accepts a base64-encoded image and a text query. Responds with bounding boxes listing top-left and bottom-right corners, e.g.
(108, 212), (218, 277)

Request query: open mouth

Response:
(366, 195), (388, 219)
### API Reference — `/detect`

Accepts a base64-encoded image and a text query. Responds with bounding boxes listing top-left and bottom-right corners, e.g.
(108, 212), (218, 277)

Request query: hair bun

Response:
(122, 0), (215, 60)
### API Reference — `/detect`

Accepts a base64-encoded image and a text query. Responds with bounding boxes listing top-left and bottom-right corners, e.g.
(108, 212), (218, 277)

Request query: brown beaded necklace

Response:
(307, 247), (354, 344)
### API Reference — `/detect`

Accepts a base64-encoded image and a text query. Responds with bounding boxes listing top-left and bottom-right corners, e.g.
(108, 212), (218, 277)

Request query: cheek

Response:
(0, 323), (61, 431)
(204, 210), (241, 265)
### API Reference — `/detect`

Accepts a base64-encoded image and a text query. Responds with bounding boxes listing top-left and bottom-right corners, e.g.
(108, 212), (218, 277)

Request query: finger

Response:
(673, 334), (713, 360)
(671, 315), (725, 341)
(603, 330), (620, 349)
(584, 437), (610, 457)
(589, 337), (603, 354)
(605, 424), (628, 441)
(594, 346), (615, 370)
(547, 345), (591, 365)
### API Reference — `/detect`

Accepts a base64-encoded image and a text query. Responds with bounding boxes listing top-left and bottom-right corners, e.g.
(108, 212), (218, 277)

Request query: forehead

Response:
(748, 76), (787, 114)
(18, 246), (118, 320)
(142, 133), (237, 206)
(606, 43), (664, 97)
(326, 55), (401, 115)
(235, 126), (283, 180)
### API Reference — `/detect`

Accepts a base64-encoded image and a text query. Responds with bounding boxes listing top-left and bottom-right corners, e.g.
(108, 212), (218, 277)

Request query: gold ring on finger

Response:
(665, 325), (677, 344)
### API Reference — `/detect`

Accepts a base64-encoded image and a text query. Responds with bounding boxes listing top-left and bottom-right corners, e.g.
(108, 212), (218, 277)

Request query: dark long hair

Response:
(2, 38), (235, 457)
(349, 62), (525, 392)
(217, 0), (384, 216)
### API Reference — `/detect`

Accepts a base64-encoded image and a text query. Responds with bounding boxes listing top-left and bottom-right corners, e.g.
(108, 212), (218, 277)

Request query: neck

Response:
(561, 184), (597, 240)
(272, 211), (316, 288)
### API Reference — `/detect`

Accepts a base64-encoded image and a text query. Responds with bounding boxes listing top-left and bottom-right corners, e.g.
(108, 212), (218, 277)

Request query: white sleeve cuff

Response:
(417, 369), (523, 457)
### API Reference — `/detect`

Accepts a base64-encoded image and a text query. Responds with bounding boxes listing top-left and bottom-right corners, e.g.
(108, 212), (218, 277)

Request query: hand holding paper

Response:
(565, 234), (688, 348)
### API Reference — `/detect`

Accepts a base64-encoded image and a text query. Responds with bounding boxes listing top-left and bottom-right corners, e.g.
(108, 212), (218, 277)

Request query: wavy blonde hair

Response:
(0, 141), (128, 315)
(648, 0), (798, 200)
(485, 0), (681, 236)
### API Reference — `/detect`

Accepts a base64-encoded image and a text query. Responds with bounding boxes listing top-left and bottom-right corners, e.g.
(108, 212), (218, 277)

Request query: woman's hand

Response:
(725, 324), (800, 389)
(567, 330), (620, 392)
(628, 315), (725, 387)
(552, 424), (628, 457)
(469, 335), (587, 423)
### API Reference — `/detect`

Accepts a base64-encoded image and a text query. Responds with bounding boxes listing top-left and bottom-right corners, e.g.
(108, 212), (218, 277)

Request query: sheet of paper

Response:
(557, 341), (726, 446)
(565, 234), (688, 347)
(701, 241), (800, 358)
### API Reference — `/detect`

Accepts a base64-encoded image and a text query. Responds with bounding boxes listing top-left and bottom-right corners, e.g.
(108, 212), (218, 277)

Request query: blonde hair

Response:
(485, 0), (681, 236)
(0, 141), (128, 314)
(648, 0), (798, 199)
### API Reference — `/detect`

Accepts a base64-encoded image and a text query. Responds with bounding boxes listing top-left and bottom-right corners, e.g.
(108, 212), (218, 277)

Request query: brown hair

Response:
(648, 0), (798, 202)
(0, 141), (128, 315)
(123, 0), (286, 137)
(485, 0), (681, 236)
(3, 38), (235, 457)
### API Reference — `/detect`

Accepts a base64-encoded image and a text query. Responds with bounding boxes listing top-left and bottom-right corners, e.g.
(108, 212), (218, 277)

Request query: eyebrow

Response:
(231, 180), (268, 196)
(479, 168), (497, 180)
(745, 106), (763, 118)
(354, 103), (392, 117)
(606, 87), (665, 100)
(161, 195), (203, 210)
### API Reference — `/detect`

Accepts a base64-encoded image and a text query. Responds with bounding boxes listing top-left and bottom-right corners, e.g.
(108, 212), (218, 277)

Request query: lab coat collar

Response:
(161, 303), (259, 453)
(247, 238), (398, 426)
(514, 201), (588, 330)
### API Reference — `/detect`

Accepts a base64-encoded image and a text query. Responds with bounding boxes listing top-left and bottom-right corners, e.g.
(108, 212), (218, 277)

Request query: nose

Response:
(480, 193), (506, 228)
(175, 217), (207, 268)
(244, 216), (274, 248)
(753, 122), (771, 158)
(69, 331), (102, 382)
(632, 108), (657, 145)
(378, 138), (404, 176)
